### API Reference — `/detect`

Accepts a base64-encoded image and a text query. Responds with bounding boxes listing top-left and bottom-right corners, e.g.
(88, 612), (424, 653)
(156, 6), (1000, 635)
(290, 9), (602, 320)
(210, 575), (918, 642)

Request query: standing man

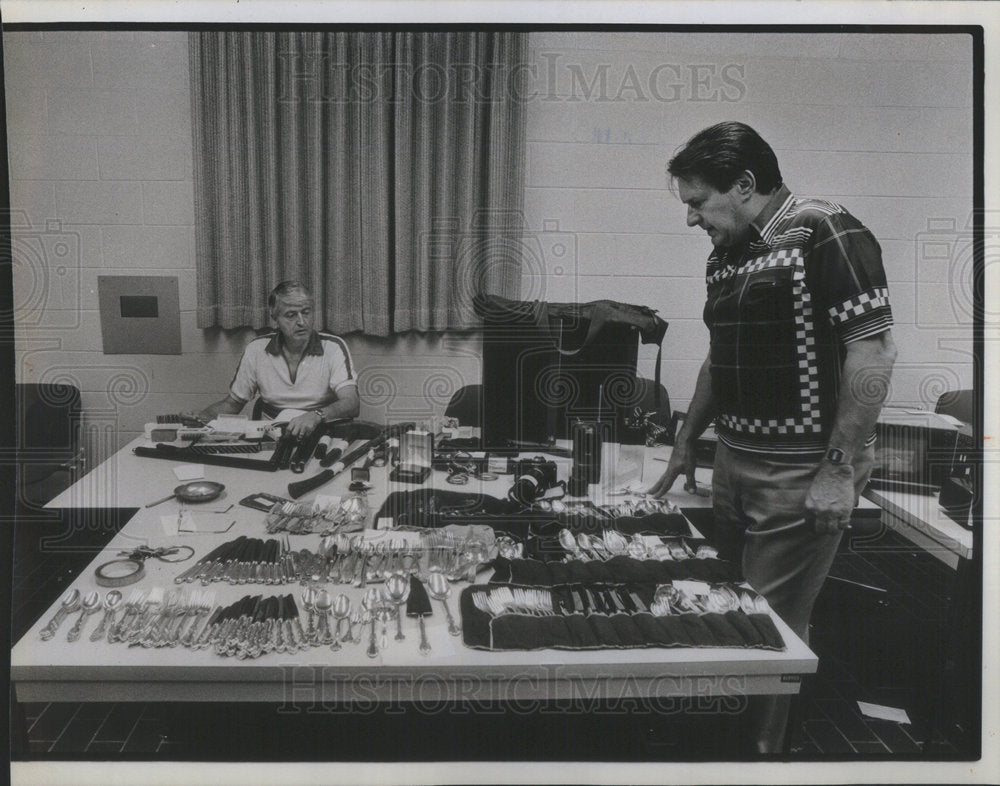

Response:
(648, 122), (896, 752)
(199, 280), (360, 438)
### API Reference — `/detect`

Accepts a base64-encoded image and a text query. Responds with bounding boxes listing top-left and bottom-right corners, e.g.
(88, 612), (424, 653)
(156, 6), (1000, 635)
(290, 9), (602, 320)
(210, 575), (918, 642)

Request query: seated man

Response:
(198, 280), (360, 438)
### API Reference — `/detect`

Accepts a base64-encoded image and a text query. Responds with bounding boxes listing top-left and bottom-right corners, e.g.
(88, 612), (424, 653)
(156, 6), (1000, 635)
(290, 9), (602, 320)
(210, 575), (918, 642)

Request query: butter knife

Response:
(629, 591), (648, 612)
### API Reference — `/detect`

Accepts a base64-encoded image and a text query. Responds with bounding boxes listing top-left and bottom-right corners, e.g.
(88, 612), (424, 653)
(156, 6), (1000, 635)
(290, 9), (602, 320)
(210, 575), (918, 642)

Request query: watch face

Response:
(826, 447), (845, 464)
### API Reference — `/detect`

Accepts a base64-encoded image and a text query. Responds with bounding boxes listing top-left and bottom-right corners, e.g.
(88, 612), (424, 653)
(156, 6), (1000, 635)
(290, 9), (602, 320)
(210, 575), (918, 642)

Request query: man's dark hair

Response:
(667, 122), (782, 194)
(268, 280), (313, 315)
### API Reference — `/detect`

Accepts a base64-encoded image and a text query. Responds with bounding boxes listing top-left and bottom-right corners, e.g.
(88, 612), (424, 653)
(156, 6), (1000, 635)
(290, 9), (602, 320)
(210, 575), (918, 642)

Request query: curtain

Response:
(190, 31), (528, 336)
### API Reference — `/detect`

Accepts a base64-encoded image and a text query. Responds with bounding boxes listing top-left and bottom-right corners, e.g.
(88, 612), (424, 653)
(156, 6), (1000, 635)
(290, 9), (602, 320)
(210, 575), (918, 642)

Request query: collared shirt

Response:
(704, 185), (893, 457)
(229, 330), (356, 417)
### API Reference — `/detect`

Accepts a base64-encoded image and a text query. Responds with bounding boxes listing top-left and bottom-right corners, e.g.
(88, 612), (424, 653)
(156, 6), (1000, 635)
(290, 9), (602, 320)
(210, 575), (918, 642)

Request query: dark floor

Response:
(9, 507), (979, 760)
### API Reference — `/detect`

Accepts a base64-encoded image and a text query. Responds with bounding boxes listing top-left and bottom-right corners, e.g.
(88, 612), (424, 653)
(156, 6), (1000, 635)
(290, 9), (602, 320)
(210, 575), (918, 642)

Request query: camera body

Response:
(513, 456), (558, 489)
(508, 456), (559, 505)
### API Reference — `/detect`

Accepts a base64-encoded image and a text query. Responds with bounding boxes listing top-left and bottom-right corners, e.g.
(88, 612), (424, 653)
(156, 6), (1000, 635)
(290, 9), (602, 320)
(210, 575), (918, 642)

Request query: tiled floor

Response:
(10, 510), (976, 760)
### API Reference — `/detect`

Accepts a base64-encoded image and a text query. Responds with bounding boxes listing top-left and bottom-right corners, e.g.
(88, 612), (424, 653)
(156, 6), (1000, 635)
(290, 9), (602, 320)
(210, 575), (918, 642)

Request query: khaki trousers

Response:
(711, 440), (875, 752)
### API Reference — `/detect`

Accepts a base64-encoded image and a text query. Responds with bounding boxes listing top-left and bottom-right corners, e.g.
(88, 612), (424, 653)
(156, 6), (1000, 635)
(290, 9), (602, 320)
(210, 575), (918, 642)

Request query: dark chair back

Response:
(444, 384), (483, 428)
(15, 383), (83, 505)
(934, 389), (974, 428)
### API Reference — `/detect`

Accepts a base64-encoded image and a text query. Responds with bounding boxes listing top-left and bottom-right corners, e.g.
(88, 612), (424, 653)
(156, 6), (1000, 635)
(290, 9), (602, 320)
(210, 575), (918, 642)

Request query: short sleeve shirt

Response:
(229, 330), (356, 416)
(704, 185), (893, 457)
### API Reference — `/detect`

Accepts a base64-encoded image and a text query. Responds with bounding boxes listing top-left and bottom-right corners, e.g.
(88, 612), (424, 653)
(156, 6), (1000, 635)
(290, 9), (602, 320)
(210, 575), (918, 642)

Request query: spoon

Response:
(67, 591), (102, 642)
(317, 536), (336, 583)
(427, 571), (461, 636)
(558, 529), (585, 561)
(331, 594), (351, 650)
(347, 610), (363, 645)
(385, 573), (410, 641)
(602, 529), (629, 557)
(301, 586), (317, 645)
(314, 590), (334, 646)
(627, 533), (650, 560)
(90, 590), (123, 642)
(363, 588), (381, 658)
(40, 589), (81, 640)
(576, 532), (602, 561)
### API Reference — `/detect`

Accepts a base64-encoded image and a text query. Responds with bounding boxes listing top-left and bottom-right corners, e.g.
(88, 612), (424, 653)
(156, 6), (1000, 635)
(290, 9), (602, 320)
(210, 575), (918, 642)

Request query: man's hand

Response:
(647, 440), (697, 499)
(805, 462), (856, 534)
(287, 410), (323, 439)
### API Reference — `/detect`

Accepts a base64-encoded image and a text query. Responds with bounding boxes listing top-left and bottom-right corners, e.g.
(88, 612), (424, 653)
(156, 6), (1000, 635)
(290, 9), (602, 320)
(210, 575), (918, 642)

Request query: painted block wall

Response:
(6, 30), (975, 467)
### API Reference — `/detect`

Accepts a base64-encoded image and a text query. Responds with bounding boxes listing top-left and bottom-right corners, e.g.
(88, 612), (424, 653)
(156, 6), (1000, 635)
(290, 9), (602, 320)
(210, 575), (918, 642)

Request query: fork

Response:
(180, 591), (216, 647)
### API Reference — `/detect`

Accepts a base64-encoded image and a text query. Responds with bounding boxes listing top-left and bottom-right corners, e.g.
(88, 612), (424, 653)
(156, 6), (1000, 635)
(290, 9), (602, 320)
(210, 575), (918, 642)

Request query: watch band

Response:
(824, 446), (847, 465)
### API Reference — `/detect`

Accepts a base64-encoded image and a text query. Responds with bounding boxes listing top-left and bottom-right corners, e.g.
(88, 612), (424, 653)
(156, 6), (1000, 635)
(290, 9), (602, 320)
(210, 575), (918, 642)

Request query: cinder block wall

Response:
(6, 30), (974, 466)
(523, 32), (974, 414)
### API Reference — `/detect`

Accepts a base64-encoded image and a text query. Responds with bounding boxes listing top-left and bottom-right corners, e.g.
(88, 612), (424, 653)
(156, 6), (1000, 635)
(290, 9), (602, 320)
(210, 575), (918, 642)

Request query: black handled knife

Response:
(406, 575), (434, 655)
(406, 575), (432, 618)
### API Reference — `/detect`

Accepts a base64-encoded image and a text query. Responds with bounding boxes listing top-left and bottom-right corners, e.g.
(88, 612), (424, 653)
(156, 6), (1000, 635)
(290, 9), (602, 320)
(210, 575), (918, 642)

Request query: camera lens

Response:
(572, 421), (601, 484)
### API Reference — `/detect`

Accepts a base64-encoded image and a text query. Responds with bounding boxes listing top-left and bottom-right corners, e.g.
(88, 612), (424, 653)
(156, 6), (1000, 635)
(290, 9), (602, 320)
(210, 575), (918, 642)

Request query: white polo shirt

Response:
(229, 330), (356, 417)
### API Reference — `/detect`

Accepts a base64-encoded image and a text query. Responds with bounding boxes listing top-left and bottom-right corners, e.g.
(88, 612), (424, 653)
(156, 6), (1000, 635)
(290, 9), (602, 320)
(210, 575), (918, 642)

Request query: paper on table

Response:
(210, 415), (248, 431)
(167, 510), (236, 535)
(857, 701), (911, 724)
(173, 464), (204, 481)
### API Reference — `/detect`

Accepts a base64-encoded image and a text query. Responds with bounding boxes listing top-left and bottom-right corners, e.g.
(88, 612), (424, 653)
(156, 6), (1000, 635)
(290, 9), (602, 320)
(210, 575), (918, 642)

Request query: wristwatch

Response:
(312, 409), (325, 423)
(823, 446), (847, 465)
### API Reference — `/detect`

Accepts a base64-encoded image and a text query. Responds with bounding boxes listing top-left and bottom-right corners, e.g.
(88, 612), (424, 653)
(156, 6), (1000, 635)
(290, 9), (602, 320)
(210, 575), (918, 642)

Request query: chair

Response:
(15, 383), (84, 509)
(444, 384), (483, 428)
(934, 389), (974, 428)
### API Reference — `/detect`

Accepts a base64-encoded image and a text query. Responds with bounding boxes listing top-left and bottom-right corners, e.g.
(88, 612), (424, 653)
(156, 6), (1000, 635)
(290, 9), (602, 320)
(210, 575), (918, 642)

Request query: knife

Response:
(586, 588), (606, 614)
(406, 575), (433, 655)
(629, 591), (648, 612)
(607, 588), (626, 613)
(571, 588), (586, 614)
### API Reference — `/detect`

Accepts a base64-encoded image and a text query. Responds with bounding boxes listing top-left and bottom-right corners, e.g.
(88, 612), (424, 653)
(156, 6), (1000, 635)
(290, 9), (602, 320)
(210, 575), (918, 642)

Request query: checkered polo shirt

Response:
(704, 185), (893, 457)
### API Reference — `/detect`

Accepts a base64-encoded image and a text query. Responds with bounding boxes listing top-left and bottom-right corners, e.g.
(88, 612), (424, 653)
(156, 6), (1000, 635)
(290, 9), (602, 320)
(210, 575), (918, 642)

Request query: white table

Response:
(14, 437), (817, 705)
(864, 486), (973, 569)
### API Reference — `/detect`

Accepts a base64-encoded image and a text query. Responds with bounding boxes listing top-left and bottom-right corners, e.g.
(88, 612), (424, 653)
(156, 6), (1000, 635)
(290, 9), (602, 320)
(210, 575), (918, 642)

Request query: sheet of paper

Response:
(857, 701), (911, 724)
(168, 510), (237, 535)
(210, 415), (248, 431)
(173, 464), (204, 481)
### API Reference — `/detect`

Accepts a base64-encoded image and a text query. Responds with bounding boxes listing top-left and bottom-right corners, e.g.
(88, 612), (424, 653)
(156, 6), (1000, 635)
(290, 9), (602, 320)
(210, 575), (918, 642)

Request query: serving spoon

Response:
(67, 591), (102, 642)
(40, 589), (81, 640)
(427, 572), (461, 636)
(385, 574), (410, 641)
(90, 589), (123, 642)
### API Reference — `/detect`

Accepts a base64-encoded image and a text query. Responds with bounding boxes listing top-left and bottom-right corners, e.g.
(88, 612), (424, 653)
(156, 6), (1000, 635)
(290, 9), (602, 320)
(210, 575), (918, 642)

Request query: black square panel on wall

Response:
(98, 275), (181, 354)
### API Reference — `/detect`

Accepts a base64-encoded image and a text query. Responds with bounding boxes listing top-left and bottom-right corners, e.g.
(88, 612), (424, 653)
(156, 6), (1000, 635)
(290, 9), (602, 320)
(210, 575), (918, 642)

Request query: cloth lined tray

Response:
(460, 582), (785, 652)
(489, 553), (738, 585)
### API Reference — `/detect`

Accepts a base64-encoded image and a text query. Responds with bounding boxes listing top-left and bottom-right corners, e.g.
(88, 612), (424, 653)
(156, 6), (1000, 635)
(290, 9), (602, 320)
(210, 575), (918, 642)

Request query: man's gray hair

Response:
(268, 280), (313, 316)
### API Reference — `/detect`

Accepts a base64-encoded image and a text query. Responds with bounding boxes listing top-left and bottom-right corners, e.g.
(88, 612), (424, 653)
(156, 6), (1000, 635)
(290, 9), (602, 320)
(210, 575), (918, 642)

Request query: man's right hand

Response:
(646, 439), (698, 499)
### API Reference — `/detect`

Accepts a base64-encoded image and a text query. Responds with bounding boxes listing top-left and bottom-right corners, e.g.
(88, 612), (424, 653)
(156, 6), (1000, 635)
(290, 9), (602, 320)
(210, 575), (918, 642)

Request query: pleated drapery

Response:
(190, 31), (528, 336)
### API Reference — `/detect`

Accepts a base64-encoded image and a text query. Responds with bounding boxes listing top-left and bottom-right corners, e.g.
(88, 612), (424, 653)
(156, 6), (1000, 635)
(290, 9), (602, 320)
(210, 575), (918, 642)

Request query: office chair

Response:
(444, 384), (483, 428)
(934, 389), (974, 428)
(15, 383), (84, 509)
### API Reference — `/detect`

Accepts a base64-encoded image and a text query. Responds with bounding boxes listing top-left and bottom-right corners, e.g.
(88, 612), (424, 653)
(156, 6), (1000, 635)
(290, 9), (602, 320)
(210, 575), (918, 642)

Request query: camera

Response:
(509, 456), (559, 505)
